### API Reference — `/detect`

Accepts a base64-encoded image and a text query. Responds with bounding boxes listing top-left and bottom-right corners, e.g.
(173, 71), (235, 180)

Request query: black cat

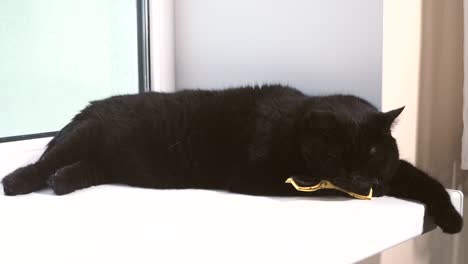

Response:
(2, 85), (463, 233)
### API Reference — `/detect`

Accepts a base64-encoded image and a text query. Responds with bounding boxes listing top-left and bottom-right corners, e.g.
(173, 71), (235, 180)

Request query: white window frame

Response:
(150, 0), (175, 92)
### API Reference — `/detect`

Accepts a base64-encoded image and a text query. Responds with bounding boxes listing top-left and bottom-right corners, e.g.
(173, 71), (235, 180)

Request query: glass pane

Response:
(0, 0), (139, 138)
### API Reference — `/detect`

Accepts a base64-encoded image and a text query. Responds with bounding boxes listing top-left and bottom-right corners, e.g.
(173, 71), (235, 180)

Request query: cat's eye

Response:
(369, 147), (377, 155)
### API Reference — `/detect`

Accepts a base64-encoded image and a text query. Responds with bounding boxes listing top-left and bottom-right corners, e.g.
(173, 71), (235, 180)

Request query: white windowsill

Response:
(0, 137), (51, 176)
(0, 136), (464, 264)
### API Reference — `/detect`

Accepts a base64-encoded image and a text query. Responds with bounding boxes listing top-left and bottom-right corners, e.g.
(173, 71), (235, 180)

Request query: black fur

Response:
(2, 85), (463, 233)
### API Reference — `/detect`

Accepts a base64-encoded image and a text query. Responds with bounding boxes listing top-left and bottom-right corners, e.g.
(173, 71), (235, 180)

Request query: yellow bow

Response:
(285, 178), (373, 200)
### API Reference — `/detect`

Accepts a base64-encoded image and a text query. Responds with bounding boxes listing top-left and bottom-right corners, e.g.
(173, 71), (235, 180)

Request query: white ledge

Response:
(0, 138), (463, 264)
(0, 185), (463, 264)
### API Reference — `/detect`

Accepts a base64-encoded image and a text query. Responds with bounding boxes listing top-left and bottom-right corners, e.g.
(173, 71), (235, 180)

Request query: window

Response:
(0, 0), (150, 141)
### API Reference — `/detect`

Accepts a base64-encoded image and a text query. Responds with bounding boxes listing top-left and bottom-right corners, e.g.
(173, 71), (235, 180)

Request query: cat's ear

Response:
(379, 106), (405, 130)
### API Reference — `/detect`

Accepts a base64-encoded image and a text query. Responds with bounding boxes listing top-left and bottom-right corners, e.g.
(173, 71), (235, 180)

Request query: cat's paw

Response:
(47, 168), (76, 195)
(2, 165), (44, 195)
(431, 205), (463, 234)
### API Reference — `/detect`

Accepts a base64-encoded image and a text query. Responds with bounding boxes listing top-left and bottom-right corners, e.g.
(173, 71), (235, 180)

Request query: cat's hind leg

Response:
(48, 160), (110, 195)
(2, 119), (100, 195)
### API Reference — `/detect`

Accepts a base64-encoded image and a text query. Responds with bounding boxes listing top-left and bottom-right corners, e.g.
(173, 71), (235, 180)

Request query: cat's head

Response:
(298, 98), (404, 197)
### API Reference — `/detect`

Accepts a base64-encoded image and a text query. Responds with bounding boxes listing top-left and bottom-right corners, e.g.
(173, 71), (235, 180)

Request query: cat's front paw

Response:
(2, 165), (43, 195)
(431, 205), (463, 234)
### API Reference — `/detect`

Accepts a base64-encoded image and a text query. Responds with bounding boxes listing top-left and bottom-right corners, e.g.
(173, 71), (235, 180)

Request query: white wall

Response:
(381, 0), (422, 164)
(174, 0), (383, 107)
